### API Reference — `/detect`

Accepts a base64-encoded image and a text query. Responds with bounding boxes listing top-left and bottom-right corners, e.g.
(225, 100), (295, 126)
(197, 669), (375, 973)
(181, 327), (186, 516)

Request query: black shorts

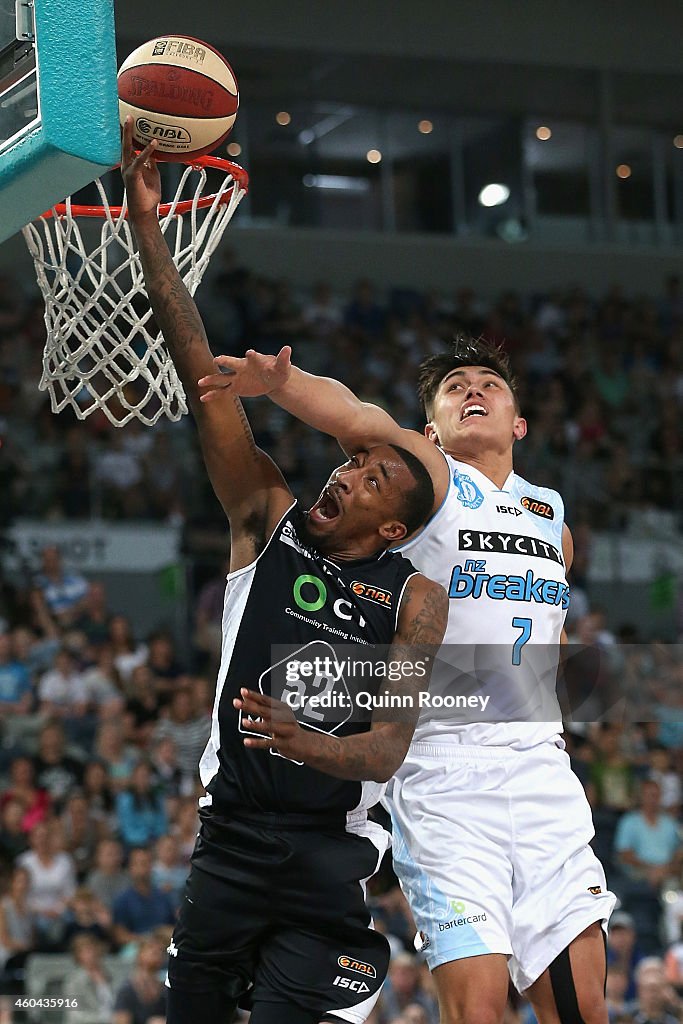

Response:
(166, 809), (390, 1023)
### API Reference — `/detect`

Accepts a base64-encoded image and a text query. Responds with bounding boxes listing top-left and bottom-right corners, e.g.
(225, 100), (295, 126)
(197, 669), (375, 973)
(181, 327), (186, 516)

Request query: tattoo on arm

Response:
(300, 579), (448, 782)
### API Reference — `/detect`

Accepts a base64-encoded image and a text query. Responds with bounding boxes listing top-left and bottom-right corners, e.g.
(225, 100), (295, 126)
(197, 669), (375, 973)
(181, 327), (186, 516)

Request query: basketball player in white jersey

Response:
(198, 337), (615, 1024)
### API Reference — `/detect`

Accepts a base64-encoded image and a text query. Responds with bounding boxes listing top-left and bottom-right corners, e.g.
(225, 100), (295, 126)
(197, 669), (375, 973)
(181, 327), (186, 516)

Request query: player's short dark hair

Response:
(388, 444), (434, 536)
(417, 335), (520, 418)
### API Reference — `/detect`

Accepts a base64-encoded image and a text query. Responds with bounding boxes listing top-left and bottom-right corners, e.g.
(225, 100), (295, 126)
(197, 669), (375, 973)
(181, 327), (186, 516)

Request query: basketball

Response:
(117, 35), (239, 162)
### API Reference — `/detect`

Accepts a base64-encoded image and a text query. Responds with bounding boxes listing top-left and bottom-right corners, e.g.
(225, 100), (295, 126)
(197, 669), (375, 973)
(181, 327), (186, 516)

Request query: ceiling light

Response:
(616, 164), (632, 179)
(478, 183), (510, 207)
(536, 126), (552, 141)
(674, 135), (683, 150)
(366, 149), (382, 164)
(418, 120), (433, 134)
(227, 142), (241, 157)
(276, 111), (291, 126)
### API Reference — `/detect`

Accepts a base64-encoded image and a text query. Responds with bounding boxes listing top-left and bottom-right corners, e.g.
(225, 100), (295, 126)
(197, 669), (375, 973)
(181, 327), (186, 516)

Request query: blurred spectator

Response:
(378, 953), (438, 1024)
(95, 721), (138, 791)
(115, 761), (168, 850)
(172, 798), (199, 861)
(61, 886), (112, 950)
(112, 932), (167, 1024)
(34, 546), (88, 627)
(615, 779), (682, 888)
(17, 820), (76, 946)
(344, 279), (387, 341)
(664, 922), (683, 996)
(0, 800), (29, 866)
(0, 632), (31, 717)
(38, 647), (89, 718)
(149, 735), (186, 807)
(151, 834), (186, 911)
(648, 748), (681, 817)
(605, 964), (629, 1022)
(193, 560), (228, 674)
(111, 847), (175, 946)
(82, 761), (117, 833)
(108, 615), (147, 684)
(73, 582), (113, 646)
(61, 791), (107, 878)
(0, 756), (49, 832)
(86, 838), (130, 910)
(33, 720), (84, 808)
(302, 280), (343, 341)
(608, 911), (645, 1002)
(0, 866), (36, 989)
(63, 933), (115, 1024)
(153, 687), (210, 782)
(626, 956), (681, 1024)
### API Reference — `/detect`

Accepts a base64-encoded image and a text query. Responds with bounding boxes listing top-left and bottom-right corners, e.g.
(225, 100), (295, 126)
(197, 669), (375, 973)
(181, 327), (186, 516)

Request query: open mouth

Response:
(308, 485), (342, 524)
(460, 403), (488, 421)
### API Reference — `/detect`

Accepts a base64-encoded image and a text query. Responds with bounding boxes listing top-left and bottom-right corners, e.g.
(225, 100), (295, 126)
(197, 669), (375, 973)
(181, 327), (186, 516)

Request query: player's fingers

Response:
(237, 715), (272, 736)
(131, 138), (159, 169)
(197, 372), (234, 388)
(121, 116), (134, 166)
(211, 355), (240, 373)
(275, 345), (292, 369)
(199, 387), (231, 402)
(243, 737), (273, 750)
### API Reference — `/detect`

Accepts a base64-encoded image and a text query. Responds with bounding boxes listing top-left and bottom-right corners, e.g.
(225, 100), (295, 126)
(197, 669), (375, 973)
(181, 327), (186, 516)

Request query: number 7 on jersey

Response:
(511, 617), (532, 665)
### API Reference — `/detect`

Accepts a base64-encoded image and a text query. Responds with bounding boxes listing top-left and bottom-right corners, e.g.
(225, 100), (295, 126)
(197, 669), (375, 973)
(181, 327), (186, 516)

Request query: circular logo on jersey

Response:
(293, 574), (327, 612)
(454, 473), (484, 510)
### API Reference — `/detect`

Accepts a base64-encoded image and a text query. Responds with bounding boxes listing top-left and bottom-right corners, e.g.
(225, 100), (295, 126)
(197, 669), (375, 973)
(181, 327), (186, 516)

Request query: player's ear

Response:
(425, 422), (440, 445)
(513, 416), (527, 441)
(380, 520), (407, 543)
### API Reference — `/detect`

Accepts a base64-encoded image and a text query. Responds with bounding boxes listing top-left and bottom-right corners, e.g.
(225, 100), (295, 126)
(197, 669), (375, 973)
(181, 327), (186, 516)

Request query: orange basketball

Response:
(118, 35), (238, 162)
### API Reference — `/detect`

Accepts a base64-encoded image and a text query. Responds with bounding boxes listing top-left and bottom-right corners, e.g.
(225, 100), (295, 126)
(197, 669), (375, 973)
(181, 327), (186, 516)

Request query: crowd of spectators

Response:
(0, 260), (681, 1021)
(0, 264), (682, 536)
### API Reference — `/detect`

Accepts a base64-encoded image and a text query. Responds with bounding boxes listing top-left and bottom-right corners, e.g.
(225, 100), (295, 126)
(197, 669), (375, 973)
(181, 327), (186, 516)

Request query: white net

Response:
(22, 160), (248, 427)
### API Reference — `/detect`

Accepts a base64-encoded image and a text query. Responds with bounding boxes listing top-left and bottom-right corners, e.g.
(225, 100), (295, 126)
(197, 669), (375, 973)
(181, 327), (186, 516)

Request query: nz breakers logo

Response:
(238, 640), (352, 764)
(454, 473), (484, 510)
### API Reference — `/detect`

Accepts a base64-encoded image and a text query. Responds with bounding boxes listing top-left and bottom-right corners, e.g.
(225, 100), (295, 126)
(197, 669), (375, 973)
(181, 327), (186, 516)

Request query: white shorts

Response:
(386, 740), (616, 992)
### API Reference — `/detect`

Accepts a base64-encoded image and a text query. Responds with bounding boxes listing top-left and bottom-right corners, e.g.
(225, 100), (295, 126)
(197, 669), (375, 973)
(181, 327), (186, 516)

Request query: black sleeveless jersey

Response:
(198, 502), (420, 819)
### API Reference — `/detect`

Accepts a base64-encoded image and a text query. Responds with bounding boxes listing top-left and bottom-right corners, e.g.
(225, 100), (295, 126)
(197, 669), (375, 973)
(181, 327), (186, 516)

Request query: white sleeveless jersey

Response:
(396, 453), (568, 749)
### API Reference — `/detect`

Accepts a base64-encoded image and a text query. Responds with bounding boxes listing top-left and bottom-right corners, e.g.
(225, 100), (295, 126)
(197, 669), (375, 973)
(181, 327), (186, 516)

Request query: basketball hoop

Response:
(22, 156), (249, 427)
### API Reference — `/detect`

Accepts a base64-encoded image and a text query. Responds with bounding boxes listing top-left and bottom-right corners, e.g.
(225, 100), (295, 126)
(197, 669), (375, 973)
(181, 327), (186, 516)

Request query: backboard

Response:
(0, 0), (119, 243)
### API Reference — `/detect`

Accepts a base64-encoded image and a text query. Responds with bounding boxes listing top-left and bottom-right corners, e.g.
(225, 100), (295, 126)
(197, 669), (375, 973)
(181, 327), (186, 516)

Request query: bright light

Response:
(674, 135), (683, 150)
(418, 119), (433, 135)
(616, 164), (632, 179)
(536, 126), (552, 141)
(276, 111), (291, 126)
(478, 183), (510, 208)
(366, 149), (382, 164)
(302, 174), (370, 192)
(227, 142), (242, 157)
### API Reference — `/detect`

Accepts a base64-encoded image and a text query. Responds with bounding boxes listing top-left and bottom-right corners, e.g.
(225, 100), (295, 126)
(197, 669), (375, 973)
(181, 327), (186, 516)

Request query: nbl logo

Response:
(135, 117), (191, 143)
(338, 956), (377, 978)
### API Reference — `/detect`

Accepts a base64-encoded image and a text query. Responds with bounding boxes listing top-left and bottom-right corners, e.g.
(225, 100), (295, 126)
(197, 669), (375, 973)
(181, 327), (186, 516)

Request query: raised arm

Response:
(121, 121), (292, 570)
(234, 574), (448, 782)
(198, 347), (449, 510)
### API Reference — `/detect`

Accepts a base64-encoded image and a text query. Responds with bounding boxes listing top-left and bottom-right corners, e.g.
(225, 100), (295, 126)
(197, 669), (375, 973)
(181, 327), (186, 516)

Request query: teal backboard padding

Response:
(0, 0), (119, 243)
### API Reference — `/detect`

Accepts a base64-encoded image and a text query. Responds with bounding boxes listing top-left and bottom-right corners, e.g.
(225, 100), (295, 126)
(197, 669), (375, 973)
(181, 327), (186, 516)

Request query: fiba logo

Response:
(135, 117), (192, 143)
(454, 473), (484, 510)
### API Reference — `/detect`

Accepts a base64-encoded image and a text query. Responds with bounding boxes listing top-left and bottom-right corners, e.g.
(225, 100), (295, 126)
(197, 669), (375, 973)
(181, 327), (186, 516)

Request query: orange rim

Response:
(43, 155), (249, 219)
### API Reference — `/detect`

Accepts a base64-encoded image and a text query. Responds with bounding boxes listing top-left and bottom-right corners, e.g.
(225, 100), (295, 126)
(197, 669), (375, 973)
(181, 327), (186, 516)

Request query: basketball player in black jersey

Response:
(121, 121), (447, 1024)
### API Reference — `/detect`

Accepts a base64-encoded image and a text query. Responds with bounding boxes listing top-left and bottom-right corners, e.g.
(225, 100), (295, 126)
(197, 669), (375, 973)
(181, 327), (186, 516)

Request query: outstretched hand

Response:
(198, 345), (292, 401)
(234, 687), (311, 762)
(120, 115), (162, 219)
